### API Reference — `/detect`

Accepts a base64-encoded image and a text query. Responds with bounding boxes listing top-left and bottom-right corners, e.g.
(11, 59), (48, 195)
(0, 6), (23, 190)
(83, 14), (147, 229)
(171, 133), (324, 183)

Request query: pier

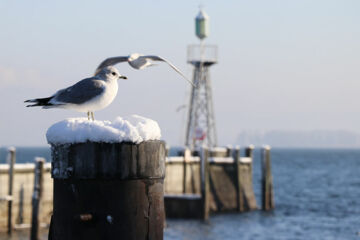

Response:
(0, 145), (274, 236)
(0, 159), (53, 232)
(164, 146), (258, 219)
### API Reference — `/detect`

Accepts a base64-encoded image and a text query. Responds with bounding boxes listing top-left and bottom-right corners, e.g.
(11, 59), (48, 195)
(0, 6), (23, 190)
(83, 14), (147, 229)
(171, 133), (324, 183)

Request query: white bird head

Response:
(97, 66), (127, 81)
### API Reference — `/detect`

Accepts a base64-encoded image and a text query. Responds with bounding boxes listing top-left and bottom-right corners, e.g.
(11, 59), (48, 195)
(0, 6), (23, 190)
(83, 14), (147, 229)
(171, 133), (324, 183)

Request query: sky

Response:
(0, 0), (360, 146)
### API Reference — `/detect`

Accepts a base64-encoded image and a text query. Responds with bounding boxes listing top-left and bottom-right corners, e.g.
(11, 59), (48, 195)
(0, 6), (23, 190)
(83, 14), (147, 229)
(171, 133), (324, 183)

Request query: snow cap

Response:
(46, 115), (161, 145)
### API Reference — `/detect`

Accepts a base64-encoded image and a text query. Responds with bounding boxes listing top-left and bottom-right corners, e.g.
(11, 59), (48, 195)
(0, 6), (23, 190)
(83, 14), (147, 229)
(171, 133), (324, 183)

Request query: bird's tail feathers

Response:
(24, 97), (53, 107)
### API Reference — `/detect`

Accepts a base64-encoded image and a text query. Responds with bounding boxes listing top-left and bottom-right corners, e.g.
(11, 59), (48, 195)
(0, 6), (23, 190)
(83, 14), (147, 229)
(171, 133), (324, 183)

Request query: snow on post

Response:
(46, 115), (161, 145)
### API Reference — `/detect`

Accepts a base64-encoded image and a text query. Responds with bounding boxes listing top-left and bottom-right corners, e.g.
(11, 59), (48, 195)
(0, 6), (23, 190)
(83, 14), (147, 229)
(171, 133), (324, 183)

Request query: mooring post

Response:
(226, 145), (232, 157)
(232, 146), (243, 212)
(49, 141), (166, 240)
(182, 148), (191, 194)
(7, 147), (15, 235)
(200, 147), (210, 220)
(261, 145), (274, 211)
(245, 145), (255, 191)
(30, 157), (45, 240)
(17, 184), (24, 225)
(245, 145), (254, 159)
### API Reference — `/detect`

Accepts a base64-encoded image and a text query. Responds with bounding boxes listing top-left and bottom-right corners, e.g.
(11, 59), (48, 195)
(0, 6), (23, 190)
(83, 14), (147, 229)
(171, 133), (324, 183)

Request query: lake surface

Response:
(1, 147), (359, 239)
(166, 148), (360, 240)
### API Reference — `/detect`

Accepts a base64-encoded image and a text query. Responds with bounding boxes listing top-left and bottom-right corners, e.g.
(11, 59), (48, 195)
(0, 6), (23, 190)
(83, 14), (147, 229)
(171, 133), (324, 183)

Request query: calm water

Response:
(0, 147), (51, 164)
(1, 147), (360, 240)
(166, 148), (360, 240)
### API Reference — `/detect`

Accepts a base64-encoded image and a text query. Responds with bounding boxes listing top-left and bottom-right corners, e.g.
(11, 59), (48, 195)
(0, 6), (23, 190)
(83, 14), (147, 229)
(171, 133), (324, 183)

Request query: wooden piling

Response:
(17, 184), (24, 225)
(7, 147), (15, 235)
(225, 146), (232, 157)
(245, 145), (254, 186)
(233, 147), (243, 212)
(261, 145), (275, 211)
(49, 140), (166, 240)
(245, 145), (254, 159)
(182, 148), (191, 194)
(200, 147), (210, 220)
(30, 158), (45, 240)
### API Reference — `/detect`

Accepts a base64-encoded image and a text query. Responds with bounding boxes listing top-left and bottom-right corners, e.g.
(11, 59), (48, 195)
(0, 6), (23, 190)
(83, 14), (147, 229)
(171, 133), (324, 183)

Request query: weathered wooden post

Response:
(245, 145), (254, 159)
(226, 145), (232, 157)
(7, 147), (15, 235)
(182, 148), (191, 194)
(200, 147), (210, 220)
(49, 140), (166, 240)
(261, 145), (275, 211)
(245, 145), (254, 184)
(17, 184), (24, 225)
(232, 146), (243, 212)
(31, 157), (45, 240)
(239, 145), (258, 211)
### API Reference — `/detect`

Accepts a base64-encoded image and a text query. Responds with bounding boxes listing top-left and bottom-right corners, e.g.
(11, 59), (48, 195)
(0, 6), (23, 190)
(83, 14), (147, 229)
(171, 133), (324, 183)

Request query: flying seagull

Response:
(24, 66), (127, 120)
(95, 53), (195, 87)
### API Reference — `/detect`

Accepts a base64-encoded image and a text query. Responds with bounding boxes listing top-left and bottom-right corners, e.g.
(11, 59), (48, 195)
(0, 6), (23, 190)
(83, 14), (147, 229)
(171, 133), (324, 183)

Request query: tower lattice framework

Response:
(185, 45), (218, 150)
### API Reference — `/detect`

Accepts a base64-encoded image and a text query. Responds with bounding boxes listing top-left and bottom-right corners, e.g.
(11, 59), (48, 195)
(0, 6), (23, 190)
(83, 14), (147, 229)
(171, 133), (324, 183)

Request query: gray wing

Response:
(143, 55), (195, 87)
(95, 56), (129, 75)
(52, 78), (105, 104)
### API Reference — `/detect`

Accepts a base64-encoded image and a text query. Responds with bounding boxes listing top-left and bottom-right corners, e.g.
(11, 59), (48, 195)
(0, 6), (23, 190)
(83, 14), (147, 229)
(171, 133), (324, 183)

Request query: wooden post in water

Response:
(7, 148), (15, 235)
(200, 147), (210, 220)
(245, 144), (255, 197)
(261, 145), (275, 211)
(182, 148), (191, 194)
(49, 141), (166, 240)
(17, 184), (24, 225)
(30, 158), (45, 240)
(245, 145), (254, 159)
(232, 146), (243, 212)
(226, 145), (232, 157)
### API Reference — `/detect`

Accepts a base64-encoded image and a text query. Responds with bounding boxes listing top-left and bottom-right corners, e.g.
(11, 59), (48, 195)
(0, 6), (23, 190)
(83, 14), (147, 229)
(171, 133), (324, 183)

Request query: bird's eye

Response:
(111, 72), (116, 76)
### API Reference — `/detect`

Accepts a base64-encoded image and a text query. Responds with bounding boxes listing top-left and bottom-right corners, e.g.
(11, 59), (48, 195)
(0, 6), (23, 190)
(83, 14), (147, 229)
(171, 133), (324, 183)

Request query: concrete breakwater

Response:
(0, 145), (274, 232)
(164, 146), (259, 219)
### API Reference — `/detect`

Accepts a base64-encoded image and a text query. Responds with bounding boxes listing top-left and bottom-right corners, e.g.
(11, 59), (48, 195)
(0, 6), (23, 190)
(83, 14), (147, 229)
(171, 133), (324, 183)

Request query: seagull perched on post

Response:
(95, 53), (195, 87)
(24, 66), (127, 120)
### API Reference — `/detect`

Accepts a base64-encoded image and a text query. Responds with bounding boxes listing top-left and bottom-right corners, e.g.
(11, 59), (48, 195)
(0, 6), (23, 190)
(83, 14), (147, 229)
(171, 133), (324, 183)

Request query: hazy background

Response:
(1, 0), (359, 147)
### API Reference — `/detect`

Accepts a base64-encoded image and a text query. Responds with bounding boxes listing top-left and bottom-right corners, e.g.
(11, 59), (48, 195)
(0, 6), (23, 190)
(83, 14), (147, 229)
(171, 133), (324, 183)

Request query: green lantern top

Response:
(195, 9), (209, 40)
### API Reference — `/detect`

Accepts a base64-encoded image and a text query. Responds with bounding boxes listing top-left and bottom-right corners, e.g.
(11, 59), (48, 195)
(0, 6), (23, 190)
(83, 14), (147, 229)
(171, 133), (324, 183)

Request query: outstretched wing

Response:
(143, 55), (195, 87)
(95, 56), (129, 75)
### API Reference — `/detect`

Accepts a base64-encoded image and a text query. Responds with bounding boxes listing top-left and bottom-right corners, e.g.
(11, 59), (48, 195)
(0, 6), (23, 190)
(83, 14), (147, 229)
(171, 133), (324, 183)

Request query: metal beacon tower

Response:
(185, 9), (218, 150)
